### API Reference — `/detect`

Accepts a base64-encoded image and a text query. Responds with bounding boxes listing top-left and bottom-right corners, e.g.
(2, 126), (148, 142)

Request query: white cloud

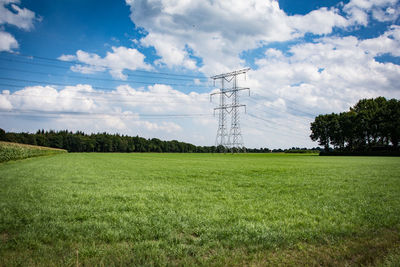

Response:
(0, 30), (18, 51)
(250, 27), (400, 121)
(70, 64), (107, 74)
(0, 0), (37, 51)
(0, 83), (214, 144)
(0, 0), (36, 30)
(58, 54), (77, 61)
(344, 0), (400, 25)
(288, 7), (349, 35)
(141, 33), (197, 69)
(226, 26), (400, 148)
(59, 46), (152, 80)
(124, 0), (400, 81)
(3, 0), (400, 149)
(126, 0), (353, 75)
(0, 93), (12, 109)
(359, 25), (400, 56)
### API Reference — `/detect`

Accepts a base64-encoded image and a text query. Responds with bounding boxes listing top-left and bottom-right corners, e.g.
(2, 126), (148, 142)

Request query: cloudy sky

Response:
(0, 0), (399, 149)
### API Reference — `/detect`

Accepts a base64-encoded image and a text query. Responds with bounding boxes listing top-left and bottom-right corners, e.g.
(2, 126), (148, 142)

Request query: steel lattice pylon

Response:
(210, 68), (250, 152)
(214, 78), (229, 147)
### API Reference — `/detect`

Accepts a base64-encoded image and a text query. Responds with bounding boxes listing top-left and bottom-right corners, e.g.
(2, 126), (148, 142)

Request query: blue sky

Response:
(0, 0), (400, 148)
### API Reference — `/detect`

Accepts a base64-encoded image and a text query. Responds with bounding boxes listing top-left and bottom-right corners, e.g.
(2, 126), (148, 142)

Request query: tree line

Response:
(0, 129), (208, 153)
(0, 128), (322, 153)
(0, 129), (279, 153)
(310, 97), (400, 152)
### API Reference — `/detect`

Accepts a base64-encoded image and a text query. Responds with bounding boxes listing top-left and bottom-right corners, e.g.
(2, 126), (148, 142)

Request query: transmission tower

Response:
(210, 68), (250, 151)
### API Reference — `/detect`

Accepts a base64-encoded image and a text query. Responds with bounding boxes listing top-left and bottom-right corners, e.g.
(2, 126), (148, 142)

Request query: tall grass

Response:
(0, 141), (67, 163)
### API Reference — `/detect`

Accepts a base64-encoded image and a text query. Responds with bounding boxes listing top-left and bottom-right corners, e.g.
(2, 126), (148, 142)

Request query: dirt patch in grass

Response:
(0, 232), (10, 243)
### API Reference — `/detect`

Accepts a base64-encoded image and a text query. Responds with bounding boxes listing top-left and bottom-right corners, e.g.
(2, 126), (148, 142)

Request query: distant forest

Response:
(0, 128), (316, 153)
(310, 97), (400, 152)
(0, 129), (217, 153)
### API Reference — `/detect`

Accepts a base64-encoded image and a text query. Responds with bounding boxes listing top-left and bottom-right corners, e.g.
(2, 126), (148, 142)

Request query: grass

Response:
(0, 153), (399, 266)
(0, 141), (67, 163)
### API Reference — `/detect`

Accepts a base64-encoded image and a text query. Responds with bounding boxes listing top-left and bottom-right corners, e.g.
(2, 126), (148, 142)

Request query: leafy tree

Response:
(310, 114), (331, 151)
(0, 128), (5, 140)
(386, 99), (400, 149)
(310, 97), (400, 152)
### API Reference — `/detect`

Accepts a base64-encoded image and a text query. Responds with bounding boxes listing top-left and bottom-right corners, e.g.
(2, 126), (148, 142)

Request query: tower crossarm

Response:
(210, 87), (250, 101)
(210, 68), (251, 80)
(210, 87), (249, 95)
(213, 104), (246, 115)
(213, 104), (246, 110)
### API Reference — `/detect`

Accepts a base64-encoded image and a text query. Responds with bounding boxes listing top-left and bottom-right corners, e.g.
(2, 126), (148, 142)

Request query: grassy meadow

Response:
(0, 153), (400, 266)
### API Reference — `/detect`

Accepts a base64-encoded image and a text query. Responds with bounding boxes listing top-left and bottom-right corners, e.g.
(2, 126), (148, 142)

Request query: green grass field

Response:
(1, 153), (400, 266)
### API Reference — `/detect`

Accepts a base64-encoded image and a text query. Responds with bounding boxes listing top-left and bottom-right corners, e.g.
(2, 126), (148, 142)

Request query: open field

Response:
(1, 153), (400, 266)
(0, 141), (67, 163)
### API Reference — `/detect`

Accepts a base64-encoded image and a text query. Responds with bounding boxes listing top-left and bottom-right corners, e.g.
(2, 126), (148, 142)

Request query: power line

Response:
(250, 92), (317, 118)
(0, 64), (209, 83)
(0, 77), (138, 91)
(0, 66), (211, 89)
(0, 92), (210, 105)
(0, 78), (314, 126)
(0, 83), (211, 104)
(244, 98), (313, 137)
(1, 52), (208, 79)
(0, 78), (319, 120)
(0, 57), (75, 70)
(246, 113), (307, 138)
(0, 76), (210, 91)
(0, 108), (213, 119)
(246, 97), (312, 126)
(242, 118), (305, 143)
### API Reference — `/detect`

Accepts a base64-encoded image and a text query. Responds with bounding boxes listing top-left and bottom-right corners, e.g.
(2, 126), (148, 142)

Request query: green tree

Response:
(386, 99), (400, 149)
(310, 114), (331, 151)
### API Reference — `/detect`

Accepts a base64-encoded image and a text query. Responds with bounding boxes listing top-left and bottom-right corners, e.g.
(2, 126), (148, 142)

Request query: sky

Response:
(0, 0), (400, 149)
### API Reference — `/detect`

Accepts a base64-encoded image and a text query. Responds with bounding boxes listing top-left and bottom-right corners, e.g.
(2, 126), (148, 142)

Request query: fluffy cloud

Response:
(59, 46), (152, 80)
(0, 0), (37, 51)
(250, 27), (400, 121)
(120, 0), (400, 148)
(0, 83), (212, 114)
(0, 0), (36, 30)
(288, 7), (349, 35)
(124, 0), (400, 76)
(0, 83), (216, 144)
(360, 25), (400, 56)
(4, 0), (400, 148)
(125, 0), (357, 75)
(0, 30), (18, 51)
(344, 0), (400, 25)
(200, 25), (399, 147)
